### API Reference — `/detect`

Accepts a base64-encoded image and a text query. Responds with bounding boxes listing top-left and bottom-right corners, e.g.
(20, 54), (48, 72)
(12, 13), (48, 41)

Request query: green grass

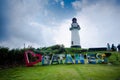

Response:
(0, 64), (120, 80)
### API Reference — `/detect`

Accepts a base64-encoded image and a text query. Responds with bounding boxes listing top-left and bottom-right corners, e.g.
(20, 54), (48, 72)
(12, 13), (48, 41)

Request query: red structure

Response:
(24, 50), (42, 67)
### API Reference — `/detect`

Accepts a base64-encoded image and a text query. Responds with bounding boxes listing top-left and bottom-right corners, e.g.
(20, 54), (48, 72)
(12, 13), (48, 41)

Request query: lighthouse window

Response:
(72, 41), (73, 45)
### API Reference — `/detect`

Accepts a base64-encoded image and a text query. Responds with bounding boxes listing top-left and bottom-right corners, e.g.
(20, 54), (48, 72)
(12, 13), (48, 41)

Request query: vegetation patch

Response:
(0, 64), (120, 80)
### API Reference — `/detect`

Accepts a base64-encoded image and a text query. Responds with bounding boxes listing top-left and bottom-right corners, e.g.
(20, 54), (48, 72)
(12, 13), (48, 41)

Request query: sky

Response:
(0, 0), (120, 49)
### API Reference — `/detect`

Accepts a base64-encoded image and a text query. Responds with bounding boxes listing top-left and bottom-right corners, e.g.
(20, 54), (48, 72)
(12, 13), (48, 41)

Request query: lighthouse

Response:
(70, 18), (81, 48)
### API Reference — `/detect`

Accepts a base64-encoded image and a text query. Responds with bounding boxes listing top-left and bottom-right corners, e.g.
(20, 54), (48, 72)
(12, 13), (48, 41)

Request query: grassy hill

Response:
(0, 45), (120, 68)
(0, 45), (120, 80)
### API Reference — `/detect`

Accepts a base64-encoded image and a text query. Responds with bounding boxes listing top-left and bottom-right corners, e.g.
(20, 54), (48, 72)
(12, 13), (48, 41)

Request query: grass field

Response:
(0, 64), (120, 80)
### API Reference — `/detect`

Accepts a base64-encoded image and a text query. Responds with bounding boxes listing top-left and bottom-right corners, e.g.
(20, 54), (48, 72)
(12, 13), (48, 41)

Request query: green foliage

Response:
(65, 48), (87, 54)
(65, 48), (80, 54)
(0, 47), (9, 66)
(0, 47), (25, 68)
(40, 44), (66, 54)
(108, 52), (120, 65)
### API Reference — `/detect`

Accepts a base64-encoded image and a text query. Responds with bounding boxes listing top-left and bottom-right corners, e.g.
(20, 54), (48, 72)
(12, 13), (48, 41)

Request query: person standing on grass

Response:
(117, 44), (120, 52)
(107, 43), (111, 51)
(111, 44), (117, 51)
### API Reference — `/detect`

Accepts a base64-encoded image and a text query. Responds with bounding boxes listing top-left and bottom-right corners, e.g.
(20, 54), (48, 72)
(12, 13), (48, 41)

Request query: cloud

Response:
(54, 0), (65, 8)
(0, 0), (70, 49)
(72, 0), (120, 48)
(60, 1), (64, 8)
(72, 0), (82, 10)
(0, 0), (75, 49)
(53, 19), (71, 47)
(54, 0), (59, 3)
(0, 0), (55, 49)
(1, 0), (120, 49)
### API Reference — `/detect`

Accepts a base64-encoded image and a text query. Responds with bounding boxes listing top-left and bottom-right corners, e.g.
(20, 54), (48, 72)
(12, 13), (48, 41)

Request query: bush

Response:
(108, 53), (120, 65)
(104, 53), (111, 57)
(88, 47), (107, 51)
(0, 47), (25, 68)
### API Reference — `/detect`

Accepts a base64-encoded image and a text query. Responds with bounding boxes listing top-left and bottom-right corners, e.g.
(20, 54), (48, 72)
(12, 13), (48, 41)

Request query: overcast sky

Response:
(0, 0), (120, 49)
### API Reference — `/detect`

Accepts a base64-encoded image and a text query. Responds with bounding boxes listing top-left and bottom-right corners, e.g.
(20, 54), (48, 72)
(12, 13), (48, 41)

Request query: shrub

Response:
(108, 53), (120, 65)
(88, 47), (107, 51)
(0, 47), (25, 68)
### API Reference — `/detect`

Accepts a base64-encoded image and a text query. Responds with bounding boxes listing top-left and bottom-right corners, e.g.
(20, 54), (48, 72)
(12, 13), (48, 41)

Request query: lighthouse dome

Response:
(72, 18), (77, 23)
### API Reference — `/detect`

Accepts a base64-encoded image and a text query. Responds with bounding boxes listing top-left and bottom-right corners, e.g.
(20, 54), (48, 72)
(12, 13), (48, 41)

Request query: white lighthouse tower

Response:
(70, 18), (81, 48)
